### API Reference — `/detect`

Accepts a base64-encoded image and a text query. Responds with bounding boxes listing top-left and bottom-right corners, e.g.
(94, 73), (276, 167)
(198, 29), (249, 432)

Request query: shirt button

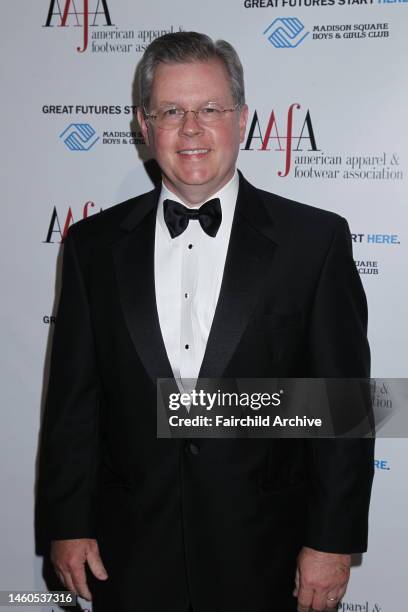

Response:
(188, 243), (193, 249)
(189, 442), (200, 455)
(185, 344), (189, 350)
(184, 293), (189, 299)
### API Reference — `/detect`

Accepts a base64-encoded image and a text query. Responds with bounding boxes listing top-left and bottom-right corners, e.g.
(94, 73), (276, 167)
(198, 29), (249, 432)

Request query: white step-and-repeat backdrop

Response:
(1, 2), (407, 611)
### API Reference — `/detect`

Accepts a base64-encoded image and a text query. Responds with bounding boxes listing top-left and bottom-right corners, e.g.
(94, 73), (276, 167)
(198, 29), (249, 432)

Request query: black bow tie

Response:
(163, 198), (222, 238)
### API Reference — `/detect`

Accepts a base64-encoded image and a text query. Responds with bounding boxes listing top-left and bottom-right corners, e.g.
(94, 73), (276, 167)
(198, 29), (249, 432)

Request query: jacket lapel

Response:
(198, 173), (280, 378)
(112, 188), (174, 384)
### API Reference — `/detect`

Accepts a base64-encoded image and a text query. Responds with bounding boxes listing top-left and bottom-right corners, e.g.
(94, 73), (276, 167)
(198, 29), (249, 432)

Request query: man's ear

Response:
(239, 104), (248, 142)
(137, 107), (150, 146)
(239, 104), (249, 143)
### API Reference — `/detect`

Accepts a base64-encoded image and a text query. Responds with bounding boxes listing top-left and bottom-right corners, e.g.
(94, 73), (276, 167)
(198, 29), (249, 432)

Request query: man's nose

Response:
(180, 111), (204, 136)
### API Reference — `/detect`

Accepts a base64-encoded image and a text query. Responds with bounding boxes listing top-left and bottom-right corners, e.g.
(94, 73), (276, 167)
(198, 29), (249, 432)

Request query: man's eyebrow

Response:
(155, 98), (227, 107)
(155, 100), (179, 106)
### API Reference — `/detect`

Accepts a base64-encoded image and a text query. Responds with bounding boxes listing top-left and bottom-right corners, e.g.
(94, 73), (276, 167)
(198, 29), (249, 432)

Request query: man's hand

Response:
(293, 546), (350, 611)
(50, 538), (108, 601)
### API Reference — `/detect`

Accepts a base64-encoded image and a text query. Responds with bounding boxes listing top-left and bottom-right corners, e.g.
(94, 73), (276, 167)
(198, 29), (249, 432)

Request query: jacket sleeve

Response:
(38, 225), (100, 540)
(304, 216), (375, 554)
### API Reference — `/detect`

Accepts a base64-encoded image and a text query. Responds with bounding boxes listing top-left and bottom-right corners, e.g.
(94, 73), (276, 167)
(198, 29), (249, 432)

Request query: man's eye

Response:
(163, 108), (182, 117)
(201, 107), (220, 114)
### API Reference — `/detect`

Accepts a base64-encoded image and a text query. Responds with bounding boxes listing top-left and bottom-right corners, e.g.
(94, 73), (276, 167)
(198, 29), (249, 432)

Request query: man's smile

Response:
(177, 148), (211, 156)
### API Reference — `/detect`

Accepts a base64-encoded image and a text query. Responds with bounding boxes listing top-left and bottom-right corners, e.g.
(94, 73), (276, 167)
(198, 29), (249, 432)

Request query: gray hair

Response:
(138, 31), (245, 111)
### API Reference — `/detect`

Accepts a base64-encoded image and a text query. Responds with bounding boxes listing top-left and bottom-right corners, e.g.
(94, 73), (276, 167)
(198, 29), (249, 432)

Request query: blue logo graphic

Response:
(60, 123), (99, 151)
(263, 18), (309, 48)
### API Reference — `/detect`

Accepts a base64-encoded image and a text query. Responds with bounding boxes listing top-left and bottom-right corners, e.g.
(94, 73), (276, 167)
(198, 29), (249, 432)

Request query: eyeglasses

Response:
(143, 103), (239, 129)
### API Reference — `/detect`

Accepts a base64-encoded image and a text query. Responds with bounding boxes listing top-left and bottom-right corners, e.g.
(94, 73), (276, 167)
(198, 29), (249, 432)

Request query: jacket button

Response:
(188, 442), (200, 455)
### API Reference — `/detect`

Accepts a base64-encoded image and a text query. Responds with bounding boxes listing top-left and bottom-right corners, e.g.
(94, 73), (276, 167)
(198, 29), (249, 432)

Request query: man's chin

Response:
(174, 171), (214, 187)
(163, 172), (215, 191)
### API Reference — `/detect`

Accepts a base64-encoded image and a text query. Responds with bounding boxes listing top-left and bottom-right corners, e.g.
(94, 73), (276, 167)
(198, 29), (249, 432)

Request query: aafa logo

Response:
(263, 18), (309, 48)
(60, 123), (99, 151)
(44, 201), (102, 243)
(44, 0), (113, 52)
(242, 103), (319, 177)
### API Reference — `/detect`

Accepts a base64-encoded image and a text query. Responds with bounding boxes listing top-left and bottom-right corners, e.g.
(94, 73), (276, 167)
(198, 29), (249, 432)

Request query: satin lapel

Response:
(198, 175), (280, 378)
(112, 189), (174, 383)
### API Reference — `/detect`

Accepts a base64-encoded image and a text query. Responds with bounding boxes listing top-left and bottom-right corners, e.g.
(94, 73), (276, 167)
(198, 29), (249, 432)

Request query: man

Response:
(39, 32), (374, 612)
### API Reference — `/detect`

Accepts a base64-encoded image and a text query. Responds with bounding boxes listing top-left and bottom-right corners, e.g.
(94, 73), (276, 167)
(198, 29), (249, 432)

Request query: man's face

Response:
(138, 59), (248, 204)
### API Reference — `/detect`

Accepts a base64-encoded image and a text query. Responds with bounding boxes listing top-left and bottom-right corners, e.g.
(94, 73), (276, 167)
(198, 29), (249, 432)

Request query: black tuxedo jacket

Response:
(39, 172), (374, 612)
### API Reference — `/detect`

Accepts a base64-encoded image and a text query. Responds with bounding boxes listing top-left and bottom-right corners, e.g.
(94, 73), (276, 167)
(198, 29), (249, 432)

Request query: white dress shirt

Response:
(154, 170), (239, 388)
